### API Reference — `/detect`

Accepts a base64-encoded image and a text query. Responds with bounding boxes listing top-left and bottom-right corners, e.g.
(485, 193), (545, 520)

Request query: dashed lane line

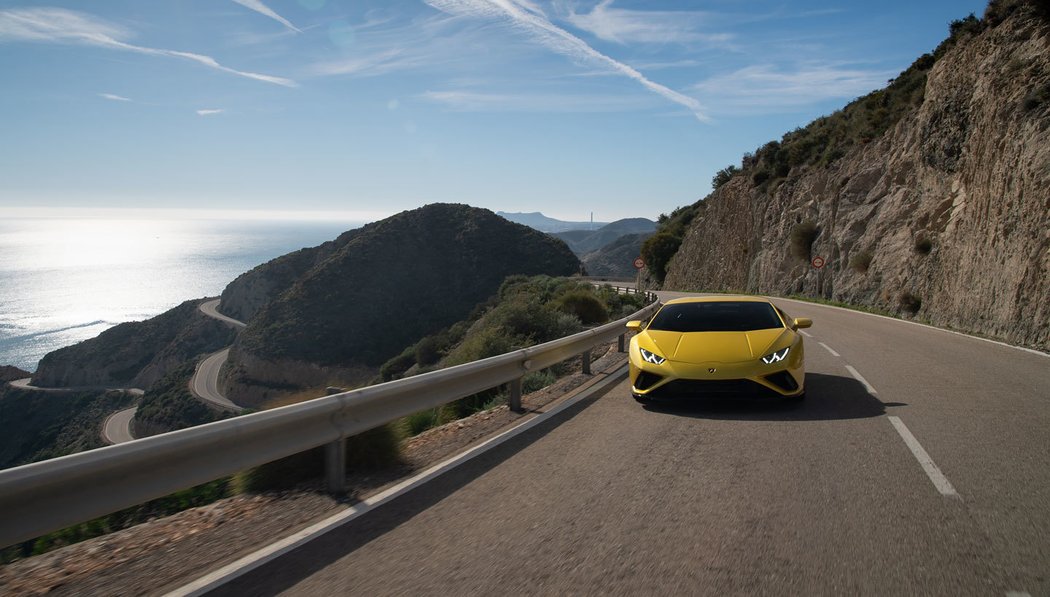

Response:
(888, 416), (959, 498)
(799, 330), (812, 338)
(845, 364), (877, 394)
(818, 341), (841, 357)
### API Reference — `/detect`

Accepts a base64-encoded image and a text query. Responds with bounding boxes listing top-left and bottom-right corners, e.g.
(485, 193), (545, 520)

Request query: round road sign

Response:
(811, 256), (826, 269)
(633, 257), (645, 269)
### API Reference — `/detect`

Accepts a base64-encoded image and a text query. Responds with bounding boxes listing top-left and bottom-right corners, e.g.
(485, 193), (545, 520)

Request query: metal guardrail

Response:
(0, 290), (659, 549)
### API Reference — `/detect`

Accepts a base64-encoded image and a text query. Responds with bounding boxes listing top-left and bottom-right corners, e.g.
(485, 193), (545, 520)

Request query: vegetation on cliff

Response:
(135, 363), (232, 436)
(378, 275), (647, 434)
(0, 386), (134, 470)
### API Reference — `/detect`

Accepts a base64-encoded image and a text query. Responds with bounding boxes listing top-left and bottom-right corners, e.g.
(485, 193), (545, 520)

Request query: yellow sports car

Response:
(627, 296), (811, 403)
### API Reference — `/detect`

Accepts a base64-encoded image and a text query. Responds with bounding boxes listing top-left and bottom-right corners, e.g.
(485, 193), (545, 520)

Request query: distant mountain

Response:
(496, 211), (608, 233)
(582, 233), (652, 278)
(553, 218), (656, 256)
(224, 204), (581, 405)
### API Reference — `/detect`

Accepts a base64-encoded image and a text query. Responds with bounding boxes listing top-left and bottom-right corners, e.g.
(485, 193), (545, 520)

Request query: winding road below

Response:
(190, 299), (246, 413)
(101, 406), (138, 445)
(211, 290), (1050, 597)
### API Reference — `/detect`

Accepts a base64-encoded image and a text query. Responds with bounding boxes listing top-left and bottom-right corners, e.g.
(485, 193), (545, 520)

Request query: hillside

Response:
(224, 204), (581, 404)
(31, 300), (237, 389)
(582, 233), (652, 278)
(553, 218), (655, 256)
(648, 1), (1050, 350)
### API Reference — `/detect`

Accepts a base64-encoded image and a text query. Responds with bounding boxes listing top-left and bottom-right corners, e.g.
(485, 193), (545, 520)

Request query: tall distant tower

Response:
(590, 211), (594, 229)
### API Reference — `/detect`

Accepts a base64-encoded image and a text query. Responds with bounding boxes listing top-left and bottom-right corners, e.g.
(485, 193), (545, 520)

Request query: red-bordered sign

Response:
(811, 256), (826, 269)
(633, 257), (645, 269)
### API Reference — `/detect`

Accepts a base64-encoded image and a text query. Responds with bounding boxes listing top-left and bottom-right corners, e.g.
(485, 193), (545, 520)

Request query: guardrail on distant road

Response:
(0, 289), (659, 549)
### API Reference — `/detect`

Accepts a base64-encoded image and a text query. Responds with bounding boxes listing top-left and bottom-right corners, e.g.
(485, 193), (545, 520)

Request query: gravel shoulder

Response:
(0, 342), (627, 596)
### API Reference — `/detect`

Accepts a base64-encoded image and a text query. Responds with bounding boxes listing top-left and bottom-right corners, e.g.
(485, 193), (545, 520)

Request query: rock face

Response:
(223, 204), (580, 403)
(31, 301), (236, 389)
(662, 7), (1050, 350)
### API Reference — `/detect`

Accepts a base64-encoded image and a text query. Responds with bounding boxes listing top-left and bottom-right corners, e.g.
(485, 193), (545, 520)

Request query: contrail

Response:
(422, 0), (708, 121)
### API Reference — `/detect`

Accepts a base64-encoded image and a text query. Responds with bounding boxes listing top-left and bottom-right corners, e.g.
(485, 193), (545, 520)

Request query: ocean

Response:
(0, 217), (363, 372)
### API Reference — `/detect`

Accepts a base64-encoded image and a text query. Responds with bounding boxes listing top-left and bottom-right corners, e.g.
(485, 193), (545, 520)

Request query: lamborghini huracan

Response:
(627, 296), (811, 403)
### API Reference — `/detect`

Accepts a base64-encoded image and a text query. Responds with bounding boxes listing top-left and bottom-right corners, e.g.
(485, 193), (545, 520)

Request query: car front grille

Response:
(648, 378), (783, 399)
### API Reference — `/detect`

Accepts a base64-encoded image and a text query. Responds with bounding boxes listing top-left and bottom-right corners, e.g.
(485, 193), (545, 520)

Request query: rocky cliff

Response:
(223, 204), (580, 404)
(659, 2), (1049, 350)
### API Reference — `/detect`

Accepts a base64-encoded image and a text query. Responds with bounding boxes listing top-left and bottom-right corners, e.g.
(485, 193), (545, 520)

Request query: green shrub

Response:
(712, 165), (739, 189)
(414, 336), (442, 366)
(554, 290), (609, 325)
(380, 347), (416, 381)
(899, 292), (923, 314)
(641, 232), (683, 283)
(849, 250), (874, 272)
(914, 236), (933, 255)
(789, 221), (820, 260)
(752, 169), (772, 186)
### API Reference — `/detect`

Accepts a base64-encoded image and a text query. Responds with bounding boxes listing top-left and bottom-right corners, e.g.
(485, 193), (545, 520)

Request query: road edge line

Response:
(769, 296), (1048, 359)
(163, 364), (630, 597)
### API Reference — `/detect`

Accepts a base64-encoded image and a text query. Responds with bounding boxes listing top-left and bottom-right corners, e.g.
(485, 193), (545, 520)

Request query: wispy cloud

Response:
(422, 89), (653, 112)
(692, 63), (893, 115)
(561, 0), (730, 46)
(99, 93), (131, 102)
(421, 0), (708, 121)
(196, 109), (225, 116)
(230, 0), (301, 33)
(0, 7), (297, 87)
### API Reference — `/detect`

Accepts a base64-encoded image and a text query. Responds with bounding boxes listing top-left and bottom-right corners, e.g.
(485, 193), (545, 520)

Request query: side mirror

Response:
(794, 317), (812, 329)
(626, 320), (643, 331)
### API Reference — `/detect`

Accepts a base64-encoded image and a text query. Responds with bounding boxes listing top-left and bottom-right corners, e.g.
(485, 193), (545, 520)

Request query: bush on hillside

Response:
(641, 232), (683, 284)
(849, 250), (874, 273)
(554, 290), (609, 325)
(789, 221), (820, 261)
(712, 165), (739, 189)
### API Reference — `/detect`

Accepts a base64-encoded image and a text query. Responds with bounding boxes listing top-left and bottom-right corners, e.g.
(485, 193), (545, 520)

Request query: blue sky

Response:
(0, 0), (987, 222)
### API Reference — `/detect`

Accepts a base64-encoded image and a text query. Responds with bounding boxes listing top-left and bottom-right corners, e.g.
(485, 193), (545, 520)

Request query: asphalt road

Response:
(101, 406), (138, 445)
(189, 299), (245, 412)
(191, 348), (243, 412)
(208, 294), (1049, 596)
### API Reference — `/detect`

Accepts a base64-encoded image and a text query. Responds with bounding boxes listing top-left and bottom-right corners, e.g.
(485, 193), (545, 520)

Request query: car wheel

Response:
(632, 393), (652, 404)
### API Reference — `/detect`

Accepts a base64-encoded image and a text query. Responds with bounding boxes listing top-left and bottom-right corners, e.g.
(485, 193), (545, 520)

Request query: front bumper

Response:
(629, 352), (804, 399)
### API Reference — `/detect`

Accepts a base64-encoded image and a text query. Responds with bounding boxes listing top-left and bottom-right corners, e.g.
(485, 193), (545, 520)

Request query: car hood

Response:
(644, 328), (790, 363)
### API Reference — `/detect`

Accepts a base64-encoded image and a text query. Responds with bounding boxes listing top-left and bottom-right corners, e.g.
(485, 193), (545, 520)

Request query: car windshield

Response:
(647, 301), (784, 332)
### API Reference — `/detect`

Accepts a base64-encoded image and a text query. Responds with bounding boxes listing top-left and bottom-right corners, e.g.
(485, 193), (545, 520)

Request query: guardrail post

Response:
(325, 439), (347, 494)
(617, 333), (625, 353)
(508, 378), (523, 413)
(581, 349), (592, 375)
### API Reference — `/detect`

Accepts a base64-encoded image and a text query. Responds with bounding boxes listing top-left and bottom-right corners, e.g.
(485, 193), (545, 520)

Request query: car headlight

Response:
(639, 347), (666, 365)
(761, 347), (789, 364)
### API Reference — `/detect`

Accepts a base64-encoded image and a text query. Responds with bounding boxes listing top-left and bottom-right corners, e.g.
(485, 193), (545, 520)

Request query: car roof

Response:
(662, 295), (773, 305)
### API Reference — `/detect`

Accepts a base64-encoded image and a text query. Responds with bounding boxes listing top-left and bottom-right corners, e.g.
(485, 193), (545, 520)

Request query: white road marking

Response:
(845, 365), (877, 394)
(888, 416), (959, 498)
(1005, 592), (1032, 597)
(799, 330), (812, 337)
(818, 342), (840, 357)
(165, 365), (629, 597)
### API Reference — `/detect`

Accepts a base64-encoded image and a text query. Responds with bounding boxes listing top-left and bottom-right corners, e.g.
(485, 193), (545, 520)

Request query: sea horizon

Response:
(0, 213), (367, 372)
